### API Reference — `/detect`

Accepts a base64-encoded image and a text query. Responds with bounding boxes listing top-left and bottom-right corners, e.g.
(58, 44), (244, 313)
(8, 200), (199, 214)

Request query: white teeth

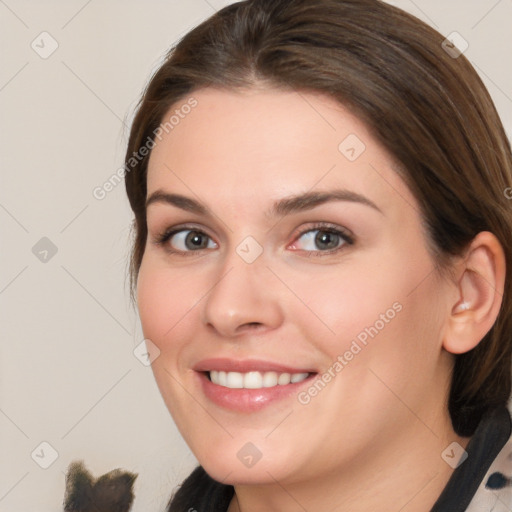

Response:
(262, 371), (278, 387)
(291, 372), (309, 383)
(244, 371), (263, 389)
(278, 373), (291, 385)
(226, 371), (244, 388)
(209, 370), (309, 389)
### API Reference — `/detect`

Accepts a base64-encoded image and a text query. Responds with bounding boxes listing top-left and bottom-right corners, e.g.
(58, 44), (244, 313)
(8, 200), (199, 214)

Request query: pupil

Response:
(316, 231), (339, 250)
(186, 231), (207, 249)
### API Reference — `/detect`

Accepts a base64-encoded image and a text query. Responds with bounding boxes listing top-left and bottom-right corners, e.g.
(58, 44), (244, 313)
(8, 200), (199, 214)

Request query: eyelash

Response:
(152, 222), (355, 258)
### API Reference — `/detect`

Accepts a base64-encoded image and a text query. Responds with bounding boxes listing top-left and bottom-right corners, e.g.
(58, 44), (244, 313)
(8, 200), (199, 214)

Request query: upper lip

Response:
(193, 358), (316, 374)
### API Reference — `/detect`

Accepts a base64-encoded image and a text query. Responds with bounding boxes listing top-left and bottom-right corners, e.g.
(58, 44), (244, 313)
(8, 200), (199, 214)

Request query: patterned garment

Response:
(467, 429), (512, 511)
(433, 407), (511, 511)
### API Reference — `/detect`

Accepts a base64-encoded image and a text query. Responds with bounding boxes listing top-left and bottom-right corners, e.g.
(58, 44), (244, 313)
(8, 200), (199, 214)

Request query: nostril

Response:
(227, 322), (265, 336)
(233, 322), (266, 336)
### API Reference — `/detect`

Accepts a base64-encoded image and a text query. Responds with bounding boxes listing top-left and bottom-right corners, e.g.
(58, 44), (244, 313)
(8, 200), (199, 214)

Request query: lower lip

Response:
(197, 372), (316, 412)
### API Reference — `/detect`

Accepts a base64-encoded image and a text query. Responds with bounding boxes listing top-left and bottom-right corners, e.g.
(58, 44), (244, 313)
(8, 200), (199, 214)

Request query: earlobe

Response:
(443, 231), (506, 355)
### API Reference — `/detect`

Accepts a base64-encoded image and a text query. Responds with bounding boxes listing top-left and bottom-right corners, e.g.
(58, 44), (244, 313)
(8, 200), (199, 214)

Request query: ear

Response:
(443, 231), (506, 355)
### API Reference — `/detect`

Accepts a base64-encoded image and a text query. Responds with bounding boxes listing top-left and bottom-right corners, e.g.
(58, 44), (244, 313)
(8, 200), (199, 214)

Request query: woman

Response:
(124, 0), (512, 510)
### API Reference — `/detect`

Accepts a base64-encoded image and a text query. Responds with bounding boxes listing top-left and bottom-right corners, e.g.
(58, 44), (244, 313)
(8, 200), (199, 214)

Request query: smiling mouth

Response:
(206, 370), (313, 389)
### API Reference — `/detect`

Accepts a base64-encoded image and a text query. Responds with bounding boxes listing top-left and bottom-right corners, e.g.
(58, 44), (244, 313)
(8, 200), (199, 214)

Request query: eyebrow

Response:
(145, 188), (383, 217)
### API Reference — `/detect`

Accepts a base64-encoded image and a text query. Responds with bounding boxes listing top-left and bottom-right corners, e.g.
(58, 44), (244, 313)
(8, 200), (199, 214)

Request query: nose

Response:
(201, 252), (285, 338)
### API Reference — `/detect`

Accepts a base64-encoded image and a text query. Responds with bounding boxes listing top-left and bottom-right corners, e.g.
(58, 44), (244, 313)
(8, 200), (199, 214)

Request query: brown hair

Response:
(124, 0), (512, 437)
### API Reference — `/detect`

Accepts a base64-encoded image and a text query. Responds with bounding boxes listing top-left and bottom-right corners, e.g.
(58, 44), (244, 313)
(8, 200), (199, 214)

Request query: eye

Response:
(289, 225), (353, 254)
(153, 223), (352, 256)
(155, 227), (217, 253)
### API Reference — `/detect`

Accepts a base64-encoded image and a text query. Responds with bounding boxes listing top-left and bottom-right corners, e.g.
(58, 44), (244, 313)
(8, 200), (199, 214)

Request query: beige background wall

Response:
(0, 1), (511, 511)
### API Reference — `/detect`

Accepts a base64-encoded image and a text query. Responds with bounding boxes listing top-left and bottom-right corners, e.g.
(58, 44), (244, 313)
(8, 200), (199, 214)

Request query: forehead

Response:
(146, 87), (416, 217)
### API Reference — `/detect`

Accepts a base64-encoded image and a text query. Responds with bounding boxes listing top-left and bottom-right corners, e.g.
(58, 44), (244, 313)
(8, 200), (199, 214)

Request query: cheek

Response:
(137, 265), (169, 344)
(292, 241), (441, 364)
(287, 262), (400, 346)
(136, 257), (203, 352)
(136, 258), (204, 419)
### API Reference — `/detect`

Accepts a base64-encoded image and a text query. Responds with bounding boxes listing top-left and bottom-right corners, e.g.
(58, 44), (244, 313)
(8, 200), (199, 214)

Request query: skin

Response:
(137, 87), (504, 511)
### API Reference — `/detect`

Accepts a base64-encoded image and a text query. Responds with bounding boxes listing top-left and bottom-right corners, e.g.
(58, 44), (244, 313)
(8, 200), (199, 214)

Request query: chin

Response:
(200, 459), (285, 486)
(194, 440), (303, 487)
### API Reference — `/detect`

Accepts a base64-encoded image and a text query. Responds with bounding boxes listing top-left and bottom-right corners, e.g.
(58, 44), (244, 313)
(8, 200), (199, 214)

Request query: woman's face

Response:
(137, 87), (457, 485)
